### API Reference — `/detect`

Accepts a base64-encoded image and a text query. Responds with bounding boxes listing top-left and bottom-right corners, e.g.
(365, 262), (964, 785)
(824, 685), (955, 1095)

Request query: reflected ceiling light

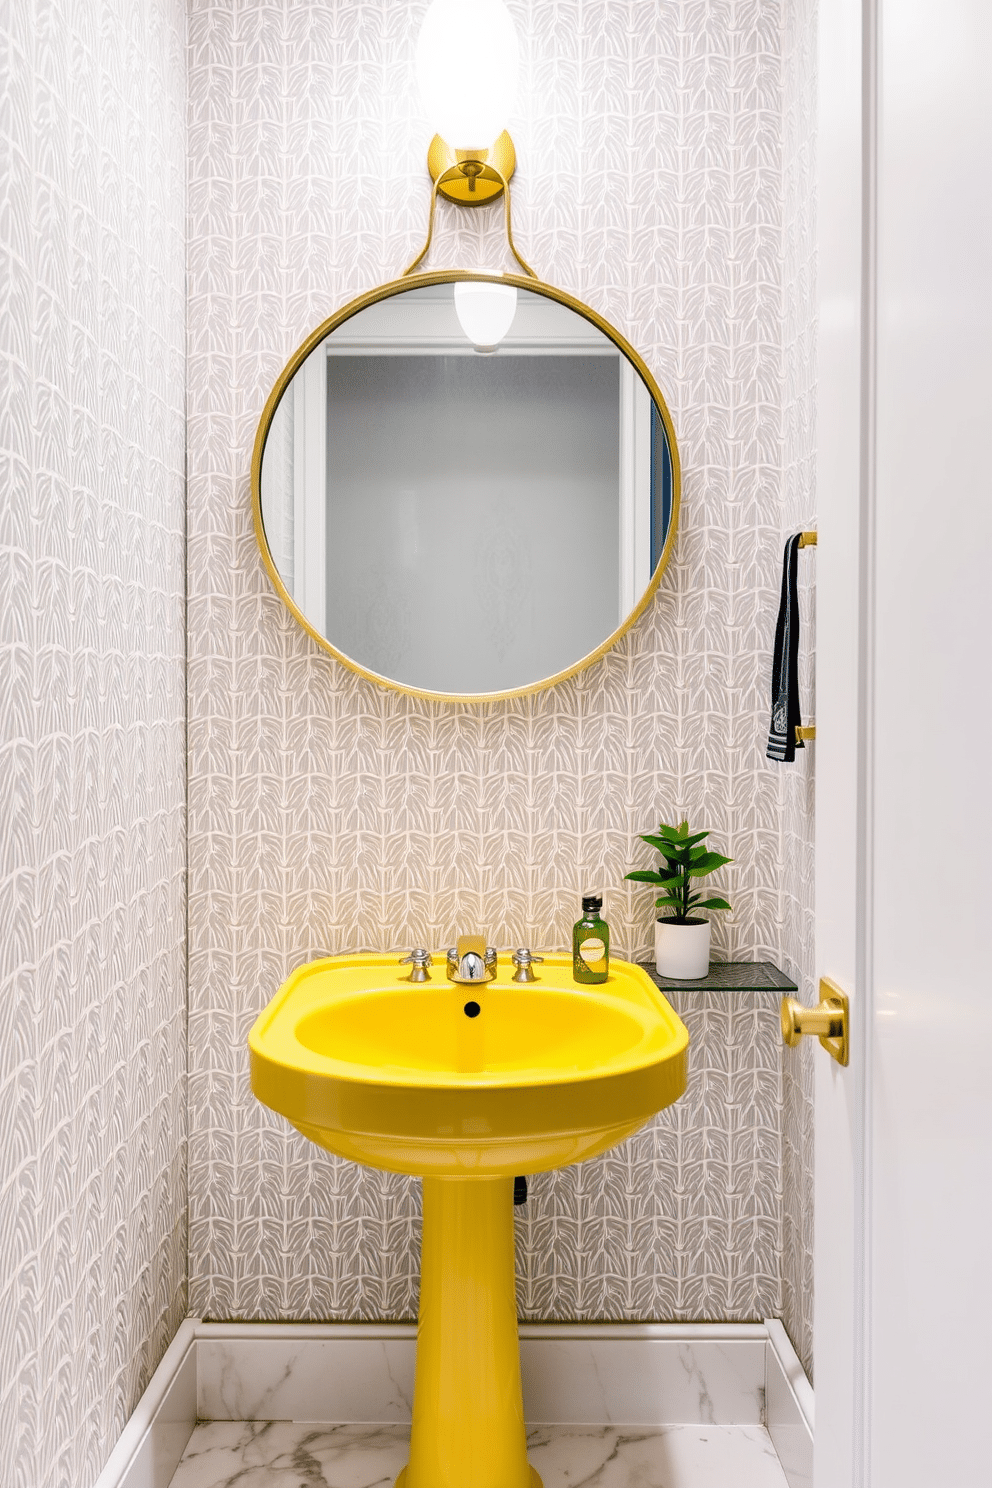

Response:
(454, 281), (518, 349)
(415, 0), (520, 207)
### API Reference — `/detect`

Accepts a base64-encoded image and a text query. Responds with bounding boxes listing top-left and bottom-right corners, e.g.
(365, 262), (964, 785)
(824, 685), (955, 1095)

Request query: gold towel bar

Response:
(797, 530), (818, 548)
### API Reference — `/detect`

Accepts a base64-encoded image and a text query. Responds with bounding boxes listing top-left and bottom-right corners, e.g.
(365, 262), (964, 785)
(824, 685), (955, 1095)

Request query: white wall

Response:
(815, 4), (992, 1481)
(868, 2), (992, 1480)
(0, 4), (188, 1486)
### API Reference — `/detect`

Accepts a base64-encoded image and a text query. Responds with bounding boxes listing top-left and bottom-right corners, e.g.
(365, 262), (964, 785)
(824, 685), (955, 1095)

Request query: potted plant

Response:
(625, 818), (733, 979)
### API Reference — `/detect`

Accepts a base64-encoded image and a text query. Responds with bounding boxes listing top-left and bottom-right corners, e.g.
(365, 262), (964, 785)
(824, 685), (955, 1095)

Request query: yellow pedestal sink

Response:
(249, 952), (688, 1488)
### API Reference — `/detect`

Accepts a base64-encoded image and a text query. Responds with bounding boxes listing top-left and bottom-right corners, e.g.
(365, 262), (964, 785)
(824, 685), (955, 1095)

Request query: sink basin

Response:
(249, 951), (689, 1488)
(249, 952), (688, 1178)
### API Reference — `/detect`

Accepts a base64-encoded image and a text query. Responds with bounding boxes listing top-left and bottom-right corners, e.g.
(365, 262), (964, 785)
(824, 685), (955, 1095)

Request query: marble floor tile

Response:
(528, 1424), (789, 1487)
(169, 1421), (789, 1488)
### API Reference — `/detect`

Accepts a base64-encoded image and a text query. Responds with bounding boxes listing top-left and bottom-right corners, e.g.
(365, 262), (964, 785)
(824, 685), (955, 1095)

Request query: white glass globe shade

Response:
(415, 0), (520, 149)
(453, 282), (518, 348)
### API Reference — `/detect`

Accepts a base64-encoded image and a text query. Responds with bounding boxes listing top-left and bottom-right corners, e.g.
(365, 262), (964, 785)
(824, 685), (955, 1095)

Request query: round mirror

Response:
(252, 272), (680, 700)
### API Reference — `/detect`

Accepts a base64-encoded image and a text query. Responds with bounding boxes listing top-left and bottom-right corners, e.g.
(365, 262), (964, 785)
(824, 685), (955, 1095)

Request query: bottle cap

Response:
(582, 893), (603, 913)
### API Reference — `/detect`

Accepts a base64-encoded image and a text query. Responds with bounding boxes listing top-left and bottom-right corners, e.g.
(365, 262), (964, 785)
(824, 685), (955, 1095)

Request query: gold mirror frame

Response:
(250, 270), (681, 703)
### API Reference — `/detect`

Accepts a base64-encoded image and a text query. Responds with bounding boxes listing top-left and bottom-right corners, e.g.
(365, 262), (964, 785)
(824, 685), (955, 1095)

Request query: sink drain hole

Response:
(463, 1001), (481, 1018)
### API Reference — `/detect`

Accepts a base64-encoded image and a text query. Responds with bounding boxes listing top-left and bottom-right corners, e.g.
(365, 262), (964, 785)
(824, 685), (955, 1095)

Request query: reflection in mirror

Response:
(258, 281), (676, 697)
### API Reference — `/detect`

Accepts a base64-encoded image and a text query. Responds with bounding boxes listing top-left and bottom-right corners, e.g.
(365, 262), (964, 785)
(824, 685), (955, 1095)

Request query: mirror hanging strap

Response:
(402, 161), (538, 280)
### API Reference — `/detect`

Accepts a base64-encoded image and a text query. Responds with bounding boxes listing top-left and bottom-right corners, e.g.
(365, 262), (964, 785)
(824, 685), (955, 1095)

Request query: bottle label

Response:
(579, 938), (606, 964)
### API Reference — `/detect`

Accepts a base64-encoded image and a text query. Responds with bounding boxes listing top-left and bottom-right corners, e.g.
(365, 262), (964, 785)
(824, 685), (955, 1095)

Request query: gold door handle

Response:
(780, 978), (849, 1066)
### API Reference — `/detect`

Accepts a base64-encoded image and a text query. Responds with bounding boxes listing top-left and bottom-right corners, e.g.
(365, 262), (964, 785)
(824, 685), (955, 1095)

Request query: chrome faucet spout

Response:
(446, 935), (498, 985)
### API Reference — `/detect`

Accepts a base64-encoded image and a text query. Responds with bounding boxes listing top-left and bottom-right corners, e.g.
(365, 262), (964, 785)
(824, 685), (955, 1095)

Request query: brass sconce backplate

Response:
(781, 977), (850, 1066)
(427, 131), (516, 205)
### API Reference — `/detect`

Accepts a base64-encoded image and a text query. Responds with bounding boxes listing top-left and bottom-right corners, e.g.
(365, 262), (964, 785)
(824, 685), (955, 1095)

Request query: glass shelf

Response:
(638, 960), (798, 993)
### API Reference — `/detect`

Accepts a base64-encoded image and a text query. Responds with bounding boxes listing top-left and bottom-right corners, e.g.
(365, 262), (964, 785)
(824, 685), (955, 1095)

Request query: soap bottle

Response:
(572, 893), (610, 984)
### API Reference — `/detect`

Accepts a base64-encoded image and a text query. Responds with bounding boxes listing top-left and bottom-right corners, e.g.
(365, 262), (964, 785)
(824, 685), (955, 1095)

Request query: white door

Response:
(814, 3), (992, 1485)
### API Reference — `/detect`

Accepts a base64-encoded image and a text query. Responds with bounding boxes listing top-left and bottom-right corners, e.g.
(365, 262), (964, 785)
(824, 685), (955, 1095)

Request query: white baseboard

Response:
(96, 1319), (813, 1488)
(764, 1319), (814, 1488)
(92, 1319), (198, 1488)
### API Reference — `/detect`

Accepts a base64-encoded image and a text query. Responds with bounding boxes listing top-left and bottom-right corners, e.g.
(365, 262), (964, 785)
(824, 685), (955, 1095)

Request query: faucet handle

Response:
(511, 948), (544, 984)
(400, 948), (433, 983)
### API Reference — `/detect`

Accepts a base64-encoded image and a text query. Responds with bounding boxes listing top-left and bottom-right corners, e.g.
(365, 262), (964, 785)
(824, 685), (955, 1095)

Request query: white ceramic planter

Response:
(655, 918), (711, 979)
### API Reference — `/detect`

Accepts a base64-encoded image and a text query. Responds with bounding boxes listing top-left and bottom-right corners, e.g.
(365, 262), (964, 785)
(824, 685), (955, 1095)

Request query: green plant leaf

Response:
(686, 852), (733, 876)
(639, 834), (683, 855)
(626, 819), (730, 922)
(656, 824), (709, 847)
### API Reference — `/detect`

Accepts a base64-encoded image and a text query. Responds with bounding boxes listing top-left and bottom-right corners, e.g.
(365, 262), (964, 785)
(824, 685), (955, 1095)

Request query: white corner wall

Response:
(0, 4), (188, 1486)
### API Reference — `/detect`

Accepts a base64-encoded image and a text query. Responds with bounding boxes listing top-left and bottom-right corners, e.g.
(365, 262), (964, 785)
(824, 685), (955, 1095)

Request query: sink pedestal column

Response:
(398, 1175), (540, 1488)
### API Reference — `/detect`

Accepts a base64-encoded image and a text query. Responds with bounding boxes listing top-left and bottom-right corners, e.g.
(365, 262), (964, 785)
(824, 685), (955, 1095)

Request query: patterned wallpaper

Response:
(780, 0), (818, 1382)
(0, 4), (187, 1487)
(186, 0), (815, 1342)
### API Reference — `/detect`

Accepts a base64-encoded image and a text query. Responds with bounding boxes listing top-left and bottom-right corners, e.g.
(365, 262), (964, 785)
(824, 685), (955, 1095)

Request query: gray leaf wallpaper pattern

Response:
(0, 4), (820, 1481)
(186, 0), (817, 1355)
(0, 2), (187, 1487)
(780, 0), (817, 1382)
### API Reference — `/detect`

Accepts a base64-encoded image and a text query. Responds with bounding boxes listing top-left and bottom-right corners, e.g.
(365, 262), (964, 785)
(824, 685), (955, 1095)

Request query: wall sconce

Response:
(453, 280), (518, 349)
(415, 0), (520, 207)
(405, 0), (534, 280)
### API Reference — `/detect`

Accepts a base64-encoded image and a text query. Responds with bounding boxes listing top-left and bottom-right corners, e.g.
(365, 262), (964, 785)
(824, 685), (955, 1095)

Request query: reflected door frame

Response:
(294, 349), (327, 632)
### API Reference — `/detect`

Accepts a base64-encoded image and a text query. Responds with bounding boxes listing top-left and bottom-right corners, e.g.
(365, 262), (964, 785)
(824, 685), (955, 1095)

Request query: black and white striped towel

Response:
(766, 533), (804, 762)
